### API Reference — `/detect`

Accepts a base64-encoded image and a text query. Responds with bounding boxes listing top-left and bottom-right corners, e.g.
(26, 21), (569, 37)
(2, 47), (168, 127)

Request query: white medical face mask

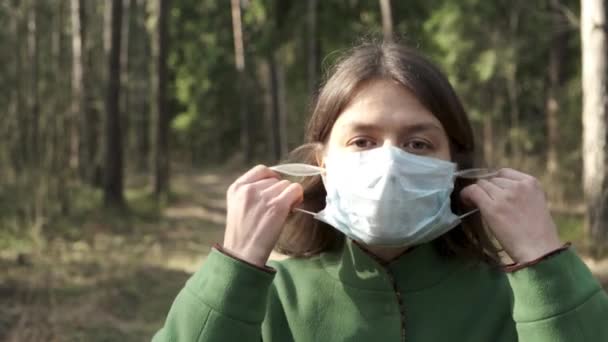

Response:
(271, 146), (495, 247)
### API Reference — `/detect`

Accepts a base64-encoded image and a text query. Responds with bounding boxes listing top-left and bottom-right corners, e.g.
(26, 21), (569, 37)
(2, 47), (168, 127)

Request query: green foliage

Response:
(163, 0), (583, 178)
(555, 213), (585, 244)
(0, 0), (587, 227)
(168, 0), (244, 164)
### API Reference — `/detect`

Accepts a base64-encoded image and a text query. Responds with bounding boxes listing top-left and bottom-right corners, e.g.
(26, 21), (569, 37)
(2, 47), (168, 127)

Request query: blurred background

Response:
(1, 0), (607, 340)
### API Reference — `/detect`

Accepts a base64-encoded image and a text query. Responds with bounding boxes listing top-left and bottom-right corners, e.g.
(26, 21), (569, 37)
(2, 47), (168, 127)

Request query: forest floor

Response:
(1, 167), (607, 341)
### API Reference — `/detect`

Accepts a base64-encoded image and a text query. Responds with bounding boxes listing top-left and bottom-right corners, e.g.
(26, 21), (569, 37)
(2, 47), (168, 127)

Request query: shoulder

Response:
(449, 258), (514, 302)
(268, 254), (327, 284)
(267, 253), (336, 300)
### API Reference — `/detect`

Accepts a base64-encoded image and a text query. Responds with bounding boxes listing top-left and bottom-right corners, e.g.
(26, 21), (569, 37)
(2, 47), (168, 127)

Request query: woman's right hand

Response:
(222, 165), (304, 267)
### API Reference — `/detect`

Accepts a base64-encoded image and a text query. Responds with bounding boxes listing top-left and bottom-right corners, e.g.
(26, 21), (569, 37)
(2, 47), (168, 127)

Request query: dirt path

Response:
(0, 169), (239, 342)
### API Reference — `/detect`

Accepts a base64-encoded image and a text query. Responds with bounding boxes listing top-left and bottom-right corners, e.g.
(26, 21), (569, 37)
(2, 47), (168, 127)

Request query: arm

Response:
(461, 168), (608, 341)
(507, 248), (608, 341)
(153, 165), (302, 341)
(152, 248), (275, 341)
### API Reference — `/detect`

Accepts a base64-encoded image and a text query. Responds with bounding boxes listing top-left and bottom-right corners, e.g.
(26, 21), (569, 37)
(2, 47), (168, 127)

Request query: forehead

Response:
(333, 79), (444, 131)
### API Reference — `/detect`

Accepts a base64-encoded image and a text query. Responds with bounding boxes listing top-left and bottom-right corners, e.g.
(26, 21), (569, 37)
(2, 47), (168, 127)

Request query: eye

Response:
(404, 139), (433, 154)
(347, 137), (377, 150)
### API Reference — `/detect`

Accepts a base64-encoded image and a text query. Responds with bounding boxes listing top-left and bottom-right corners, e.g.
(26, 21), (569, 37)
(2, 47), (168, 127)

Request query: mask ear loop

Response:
(453, 168), (497, 219)
(269, 163), (325, 177)
(458, 208), (479, 220)
(293, 207), (318, 216)
(270, 163), (325, 216)
(454, 168), (498, 179)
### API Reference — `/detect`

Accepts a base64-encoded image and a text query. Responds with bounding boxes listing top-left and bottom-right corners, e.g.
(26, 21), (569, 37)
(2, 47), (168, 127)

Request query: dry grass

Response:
(0, 169), (236, 341)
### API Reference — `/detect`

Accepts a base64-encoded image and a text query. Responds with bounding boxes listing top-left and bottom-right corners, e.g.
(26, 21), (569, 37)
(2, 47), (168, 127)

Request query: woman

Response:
(153, 41), (608, 341)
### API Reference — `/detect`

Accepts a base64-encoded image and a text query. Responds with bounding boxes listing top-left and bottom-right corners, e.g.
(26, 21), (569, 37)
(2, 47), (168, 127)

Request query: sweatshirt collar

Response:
(320, 239), (465, 292)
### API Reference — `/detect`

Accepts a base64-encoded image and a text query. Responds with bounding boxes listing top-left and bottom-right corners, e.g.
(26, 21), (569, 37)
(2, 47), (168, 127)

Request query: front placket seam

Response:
(384, 267), (406, 342)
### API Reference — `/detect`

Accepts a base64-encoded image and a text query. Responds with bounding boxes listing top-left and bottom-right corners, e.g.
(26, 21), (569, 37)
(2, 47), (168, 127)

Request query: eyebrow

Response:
(342, 121), (444, 135)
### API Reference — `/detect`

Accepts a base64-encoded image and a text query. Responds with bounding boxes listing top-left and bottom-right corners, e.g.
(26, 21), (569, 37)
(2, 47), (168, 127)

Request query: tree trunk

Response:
(26, 0), (44, 229)
(277, 55), (288, 157)
(506, 10), (521, 167)
(581, 0), (608, 252)
(483, 114), (494, 167)
(307, 0), (319, 97)
(121, 0), (132, 166)
(506, 68), (521, 166)
(265, 0), (291, 162)
(258, 58), (275, 161)
(79, 1), (100, 186)
(269, 54), (282, 162)
(546, 0), (568, 192)
(268, 52), (289, 161)
(103, 0), (125, 208)
(153, 0), (170, 198)
(54, 0), (71, 215)
(70, 0), (85, 172)
(104, 0), (113, 55)
(27, 0), (39, 167)
(231, 0), (252, 162)
(379, 0), (393, 42)
(134, 0), (151, 171)
(10, 2), (24, 173)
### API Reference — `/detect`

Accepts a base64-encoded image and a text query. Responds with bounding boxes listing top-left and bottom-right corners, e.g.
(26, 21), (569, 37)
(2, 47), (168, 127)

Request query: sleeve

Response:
(151, 247), (276, 341)
(507, 247), (608, 341)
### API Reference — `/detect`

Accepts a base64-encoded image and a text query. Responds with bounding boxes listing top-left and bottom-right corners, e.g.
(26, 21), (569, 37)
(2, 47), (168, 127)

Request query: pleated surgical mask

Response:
(271, 146), (496, 247)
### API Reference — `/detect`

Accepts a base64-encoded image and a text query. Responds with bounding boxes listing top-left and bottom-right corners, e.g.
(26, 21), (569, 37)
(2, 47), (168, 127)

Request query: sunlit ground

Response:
(0, 168), (606, 341)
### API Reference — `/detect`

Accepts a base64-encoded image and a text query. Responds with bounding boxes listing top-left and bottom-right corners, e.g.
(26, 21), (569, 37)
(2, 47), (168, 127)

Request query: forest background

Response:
(1, 0), (608, 340)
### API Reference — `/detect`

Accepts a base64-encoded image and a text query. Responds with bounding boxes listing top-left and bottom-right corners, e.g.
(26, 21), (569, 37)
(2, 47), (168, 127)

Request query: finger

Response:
(251, 178), (280, 190)
(460, 184), (492, 210)
(234, 164), (279, 185)
(476, 179), (503, 200)
(273, 183), (304, 209)
(260, 179), (291, 197)
(488, 177), (517, 189)
(497, 168), (533, 181)
(229, 178), (277, 199)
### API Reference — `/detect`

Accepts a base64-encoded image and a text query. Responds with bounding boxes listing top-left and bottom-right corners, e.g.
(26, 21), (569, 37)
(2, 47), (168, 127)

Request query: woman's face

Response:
(325, 78), (451, 161)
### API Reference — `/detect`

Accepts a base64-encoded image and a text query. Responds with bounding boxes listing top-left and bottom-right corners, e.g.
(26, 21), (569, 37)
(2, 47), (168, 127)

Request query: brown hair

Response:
(276, 40), (500, 265)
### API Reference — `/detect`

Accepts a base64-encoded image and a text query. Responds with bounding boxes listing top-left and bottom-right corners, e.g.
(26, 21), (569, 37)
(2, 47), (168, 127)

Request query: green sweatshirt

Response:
(152, 239), (608, 341)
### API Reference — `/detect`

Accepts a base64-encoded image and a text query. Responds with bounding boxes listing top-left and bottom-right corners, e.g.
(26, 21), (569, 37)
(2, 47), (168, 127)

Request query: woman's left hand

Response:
(460, 168), (563, 263)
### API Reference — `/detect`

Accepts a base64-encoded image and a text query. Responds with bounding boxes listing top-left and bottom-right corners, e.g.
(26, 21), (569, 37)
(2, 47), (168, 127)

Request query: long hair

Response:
(275, 40), (500, 265)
